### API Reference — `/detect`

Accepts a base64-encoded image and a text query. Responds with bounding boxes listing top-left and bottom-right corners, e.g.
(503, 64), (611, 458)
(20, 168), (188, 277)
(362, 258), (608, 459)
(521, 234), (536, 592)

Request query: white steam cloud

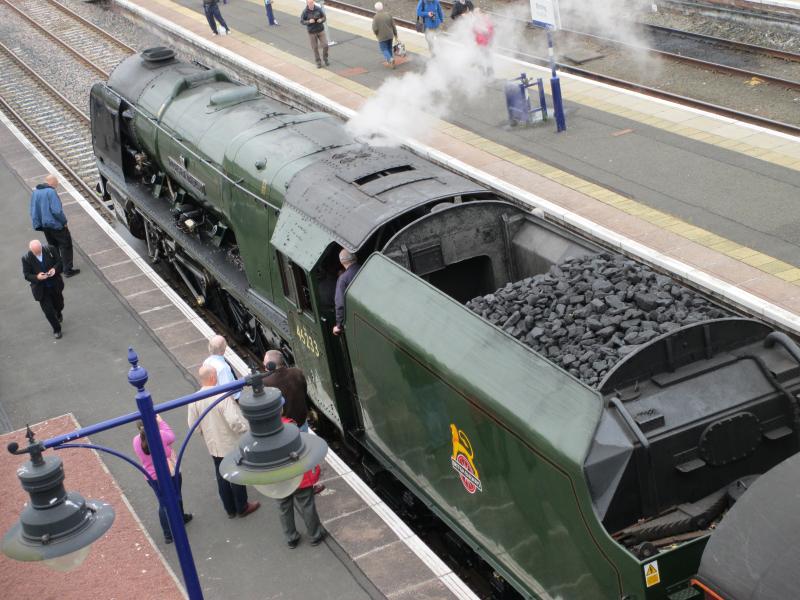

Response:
(347, 11), (517, 146)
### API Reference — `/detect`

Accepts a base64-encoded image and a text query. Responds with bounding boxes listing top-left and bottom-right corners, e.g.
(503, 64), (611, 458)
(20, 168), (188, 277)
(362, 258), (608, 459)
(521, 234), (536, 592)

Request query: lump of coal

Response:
(465, 253), (729, 388)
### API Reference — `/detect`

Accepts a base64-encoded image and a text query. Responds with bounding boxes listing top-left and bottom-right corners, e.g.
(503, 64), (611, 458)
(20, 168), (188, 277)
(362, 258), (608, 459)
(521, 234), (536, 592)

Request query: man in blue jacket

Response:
(416, 0), (444, 52)
(30, 174), (80, 277)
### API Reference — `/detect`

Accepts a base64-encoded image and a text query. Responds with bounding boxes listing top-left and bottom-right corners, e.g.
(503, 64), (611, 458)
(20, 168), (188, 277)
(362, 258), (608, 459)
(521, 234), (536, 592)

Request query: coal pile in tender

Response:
(466, 253), (729, 387)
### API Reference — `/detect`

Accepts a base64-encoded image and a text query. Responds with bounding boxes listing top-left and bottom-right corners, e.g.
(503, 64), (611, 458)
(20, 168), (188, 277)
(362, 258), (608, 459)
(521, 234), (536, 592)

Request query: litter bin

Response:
(504, 73), (547, 126)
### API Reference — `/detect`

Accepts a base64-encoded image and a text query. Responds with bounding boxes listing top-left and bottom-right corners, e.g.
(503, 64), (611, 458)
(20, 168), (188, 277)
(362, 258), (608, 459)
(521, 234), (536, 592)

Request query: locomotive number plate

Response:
(296, 323), (321, 357)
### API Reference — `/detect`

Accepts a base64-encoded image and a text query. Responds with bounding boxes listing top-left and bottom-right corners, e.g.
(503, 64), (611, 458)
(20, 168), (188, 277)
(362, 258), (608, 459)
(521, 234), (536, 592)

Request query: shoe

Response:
(225, 28), (231, 34)
(238, 501), (261, 518)
(64, 268), (80, 278)
(390, 58), (395, 69)
(310, 532), (326, 546)
(316, 61), (322, 68)
(227, 512), (236, 519)
(324, 59), (330, 66)
(57, 312), (63, 323)
(213, 31), (219, 36)
(312, 484), (325, 495)
(287, 537), (300, 549)
(165, 537), (173, 545)
(54, 331), (62, 339)
(183, 513), (193, 524)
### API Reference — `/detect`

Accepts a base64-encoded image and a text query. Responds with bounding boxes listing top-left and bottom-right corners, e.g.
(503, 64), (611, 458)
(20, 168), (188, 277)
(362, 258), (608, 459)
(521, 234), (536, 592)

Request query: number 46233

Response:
(296, 323), (320, 357)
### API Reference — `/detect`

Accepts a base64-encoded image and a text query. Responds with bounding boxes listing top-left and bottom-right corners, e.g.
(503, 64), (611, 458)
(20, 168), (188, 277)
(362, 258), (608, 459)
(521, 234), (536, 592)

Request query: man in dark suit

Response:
(22, 239), (65, 339)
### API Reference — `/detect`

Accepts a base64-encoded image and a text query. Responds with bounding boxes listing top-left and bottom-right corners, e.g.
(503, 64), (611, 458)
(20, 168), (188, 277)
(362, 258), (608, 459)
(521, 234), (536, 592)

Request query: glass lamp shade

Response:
(255, 474), (304, 499)
(43, 545), (92, 572)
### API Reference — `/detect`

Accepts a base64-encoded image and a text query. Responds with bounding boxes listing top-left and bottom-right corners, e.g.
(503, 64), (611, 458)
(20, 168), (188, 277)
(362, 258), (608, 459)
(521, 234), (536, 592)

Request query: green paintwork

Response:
(127, 66), (346, 310)
(345, 254), (703, 600)
(271, 205), (335, 272)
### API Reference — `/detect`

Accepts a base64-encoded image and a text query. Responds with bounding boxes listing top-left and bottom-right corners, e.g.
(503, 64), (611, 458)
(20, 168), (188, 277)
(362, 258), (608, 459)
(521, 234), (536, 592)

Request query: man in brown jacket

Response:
(372, 2), (398, 67)
(262, 350), (325, 494)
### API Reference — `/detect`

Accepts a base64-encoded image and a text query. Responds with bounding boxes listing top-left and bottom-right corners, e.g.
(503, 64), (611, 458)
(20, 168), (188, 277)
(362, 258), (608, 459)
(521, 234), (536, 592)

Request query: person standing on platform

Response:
(188, 365), (261, 519)
(300, 0), (329, 68)
(264, 0), (278, 25)
(472, 7), (495, 77)
(30, 174), (79, 278)
(416, 0), (444, 53)
(203, 335), (240, 401)
(203, 0), (230, 36)
(332, 249), (360, 336)
(276, 417), (325, 549)
(262, 350), (310, 432)
(450, 0), (474, 21)
(22, 239), (65, 339)
(133, 415), (193, 544)
(372, 2), (398, 68)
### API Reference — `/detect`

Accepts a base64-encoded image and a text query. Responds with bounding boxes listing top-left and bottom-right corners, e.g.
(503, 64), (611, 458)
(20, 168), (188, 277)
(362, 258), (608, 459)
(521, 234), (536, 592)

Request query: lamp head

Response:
(2, 436), (114, 569)
(219, 380), (327, 498)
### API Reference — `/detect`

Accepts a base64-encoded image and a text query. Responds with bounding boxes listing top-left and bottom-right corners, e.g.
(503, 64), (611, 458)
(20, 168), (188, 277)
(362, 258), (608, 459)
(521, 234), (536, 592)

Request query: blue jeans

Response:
(378, 39), (393, 62)
(264, 0), (276, 24)
(204, 3), (228, 34)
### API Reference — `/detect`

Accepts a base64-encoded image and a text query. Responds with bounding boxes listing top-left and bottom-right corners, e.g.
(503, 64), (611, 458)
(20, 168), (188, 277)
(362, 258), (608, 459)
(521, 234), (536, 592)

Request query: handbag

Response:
(393, 40), (407, 58)
(415, 16), (424, 33)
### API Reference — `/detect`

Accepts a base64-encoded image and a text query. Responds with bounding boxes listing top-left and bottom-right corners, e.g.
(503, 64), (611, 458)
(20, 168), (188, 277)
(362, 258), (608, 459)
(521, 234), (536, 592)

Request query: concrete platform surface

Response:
(0, 117), (438, 599)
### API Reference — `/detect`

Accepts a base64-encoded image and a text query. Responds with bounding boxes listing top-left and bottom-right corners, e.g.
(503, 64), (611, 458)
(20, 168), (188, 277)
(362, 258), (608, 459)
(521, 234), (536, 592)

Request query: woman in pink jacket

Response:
(133, 415), (193, 544)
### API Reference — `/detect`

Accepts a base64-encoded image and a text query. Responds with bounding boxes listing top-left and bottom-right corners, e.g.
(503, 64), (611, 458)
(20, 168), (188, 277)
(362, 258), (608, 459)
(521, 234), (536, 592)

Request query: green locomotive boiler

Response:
(90, 48), (800, 599)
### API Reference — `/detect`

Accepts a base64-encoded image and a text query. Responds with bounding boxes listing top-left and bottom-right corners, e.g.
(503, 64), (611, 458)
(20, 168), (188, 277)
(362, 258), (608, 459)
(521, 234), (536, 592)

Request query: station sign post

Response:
(530, 0), (566, 132)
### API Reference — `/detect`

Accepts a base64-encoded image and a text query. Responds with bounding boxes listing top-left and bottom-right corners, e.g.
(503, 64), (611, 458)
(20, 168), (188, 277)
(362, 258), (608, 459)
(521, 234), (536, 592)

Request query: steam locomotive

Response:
(90, 48), (800, 600)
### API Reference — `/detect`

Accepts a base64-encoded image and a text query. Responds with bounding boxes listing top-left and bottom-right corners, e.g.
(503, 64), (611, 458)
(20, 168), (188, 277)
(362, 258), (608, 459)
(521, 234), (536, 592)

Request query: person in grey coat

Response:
(372, 2), (398, 67)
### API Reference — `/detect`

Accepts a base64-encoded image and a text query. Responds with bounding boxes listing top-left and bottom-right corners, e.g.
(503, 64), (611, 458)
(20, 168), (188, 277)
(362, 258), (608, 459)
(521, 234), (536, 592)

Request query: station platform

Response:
(118, 0), (800, 332)
(0, 111), (473, 598)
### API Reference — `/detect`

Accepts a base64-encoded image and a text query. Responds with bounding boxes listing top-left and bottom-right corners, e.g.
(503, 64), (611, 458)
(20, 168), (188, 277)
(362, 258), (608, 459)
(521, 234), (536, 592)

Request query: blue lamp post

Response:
(2, 348), (328, 600)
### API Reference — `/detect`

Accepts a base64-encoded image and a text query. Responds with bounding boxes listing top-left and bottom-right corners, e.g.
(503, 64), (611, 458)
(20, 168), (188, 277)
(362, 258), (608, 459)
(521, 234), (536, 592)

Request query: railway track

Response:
(0, 41), (111, 219)
(325, 0), (800, 135)
(0, 0), (135, 78)
(0, 0), (138, 221)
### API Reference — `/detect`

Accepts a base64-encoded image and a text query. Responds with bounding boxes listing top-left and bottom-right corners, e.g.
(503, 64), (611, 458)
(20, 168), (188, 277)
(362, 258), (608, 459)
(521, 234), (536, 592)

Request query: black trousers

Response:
(212, 455), (248, 516)
(38, 286), (64, 333)
(43, 226), (74, 272)
(148, 473), (187, 540)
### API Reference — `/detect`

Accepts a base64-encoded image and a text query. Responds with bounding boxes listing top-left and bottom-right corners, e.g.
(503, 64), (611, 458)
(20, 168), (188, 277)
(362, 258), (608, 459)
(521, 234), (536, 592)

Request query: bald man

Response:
(29, 174), (79, 277)
(187, 365), (260, 518)
(202, 335), (240, 400)
(22, 239), (65, 339)
(333, 249), (360, 335)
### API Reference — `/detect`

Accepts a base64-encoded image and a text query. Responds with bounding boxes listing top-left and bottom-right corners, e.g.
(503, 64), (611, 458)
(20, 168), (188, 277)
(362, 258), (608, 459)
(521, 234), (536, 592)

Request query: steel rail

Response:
(323, 0), (800, 135)
(0, 42), (112, 220)
(555, 27), (800, 92)
(640, 22), (800, 63)
(0, 0), (136, 79)
(660, 0), (800, 28)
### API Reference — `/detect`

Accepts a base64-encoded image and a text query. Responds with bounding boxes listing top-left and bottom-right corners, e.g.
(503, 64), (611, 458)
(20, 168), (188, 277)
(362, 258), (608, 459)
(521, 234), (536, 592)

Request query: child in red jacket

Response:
(472, 8), (494, 77)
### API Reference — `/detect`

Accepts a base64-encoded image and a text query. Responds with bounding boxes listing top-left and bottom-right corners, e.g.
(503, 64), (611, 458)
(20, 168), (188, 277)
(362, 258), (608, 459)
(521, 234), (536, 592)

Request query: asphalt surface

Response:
(0, 148), (377, 599)
(175, 0), (800, 267)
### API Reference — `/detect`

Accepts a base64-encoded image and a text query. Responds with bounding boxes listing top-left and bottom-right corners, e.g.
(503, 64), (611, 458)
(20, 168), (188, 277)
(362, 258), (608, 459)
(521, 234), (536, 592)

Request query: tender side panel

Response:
(346, 255), (637, 598)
